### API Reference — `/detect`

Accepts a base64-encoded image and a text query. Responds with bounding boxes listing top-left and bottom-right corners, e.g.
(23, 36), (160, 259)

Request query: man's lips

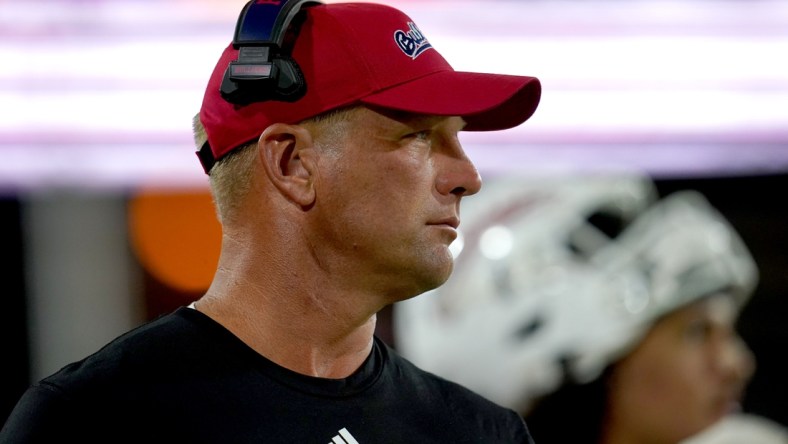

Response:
(429, 217), (460, 229)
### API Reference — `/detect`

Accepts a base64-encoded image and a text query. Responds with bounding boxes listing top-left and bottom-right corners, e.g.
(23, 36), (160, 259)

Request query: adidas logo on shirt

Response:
(329, 427), (359, 444)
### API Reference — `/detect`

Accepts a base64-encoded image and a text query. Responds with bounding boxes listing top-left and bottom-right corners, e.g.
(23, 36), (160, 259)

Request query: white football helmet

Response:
(393, 173), (758, 414)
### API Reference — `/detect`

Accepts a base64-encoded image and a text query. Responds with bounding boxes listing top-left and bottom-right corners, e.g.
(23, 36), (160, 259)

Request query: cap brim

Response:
(359, 71), (541, 131)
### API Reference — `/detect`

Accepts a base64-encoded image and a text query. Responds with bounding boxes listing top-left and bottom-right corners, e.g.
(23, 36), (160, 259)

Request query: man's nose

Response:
(436, 147), (482, 198)
(721, 336), (756, 384)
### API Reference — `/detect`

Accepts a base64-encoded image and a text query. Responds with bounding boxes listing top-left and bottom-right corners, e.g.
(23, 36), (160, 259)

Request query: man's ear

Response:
(258, 123), (317, 207)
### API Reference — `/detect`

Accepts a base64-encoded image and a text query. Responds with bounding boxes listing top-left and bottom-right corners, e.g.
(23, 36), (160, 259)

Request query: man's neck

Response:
(194, 279), (378, 379)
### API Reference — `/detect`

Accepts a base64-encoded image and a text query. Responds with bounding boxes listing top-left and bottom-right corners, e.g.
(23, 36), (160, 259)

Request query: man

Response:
(1, 1), (541, 442)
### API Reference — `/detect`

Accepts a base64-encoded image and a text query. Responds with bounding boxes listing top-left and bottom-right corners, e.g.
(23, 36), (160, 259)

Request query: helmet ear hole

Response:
(586, 210), (628, 240)
(566, 209), (630, 259)
(511, 314), (545, 342)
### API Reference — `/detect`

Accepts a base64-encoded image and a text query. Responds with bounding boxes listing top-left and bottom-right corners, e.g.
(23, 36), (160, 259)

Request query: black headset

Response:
(198, 0), (322, 174)
(219, 0), (323, 106)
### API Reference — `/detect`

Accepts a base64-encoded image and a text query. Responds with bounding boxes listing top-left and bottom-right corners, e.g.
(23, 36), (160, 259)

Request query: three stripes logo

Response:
(328, 427), (360, 444)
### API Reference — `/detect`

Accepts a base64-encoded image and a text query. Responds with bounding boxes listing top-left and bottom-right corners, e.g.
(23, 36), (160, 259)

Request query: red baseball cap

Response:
(198, 2), (541, 173)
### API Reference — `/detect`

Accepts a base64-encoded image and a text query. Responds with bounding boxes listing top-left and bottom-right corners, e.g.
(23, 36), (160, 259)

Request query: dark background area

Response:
(1, 198), (30, 428)
(2, 172), (787, 427)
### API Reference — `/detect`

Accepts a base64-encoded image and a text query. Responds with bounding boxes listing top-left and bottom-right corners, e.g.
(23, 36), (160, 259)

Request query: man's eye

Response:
(407, 130), (431, 141)
(685, 319), (712, 341)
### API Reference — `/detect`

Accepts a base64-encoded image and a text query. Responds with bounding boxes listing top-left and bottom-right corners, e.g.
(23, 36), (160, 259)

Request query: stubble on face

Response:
(305, 107), (464, 302)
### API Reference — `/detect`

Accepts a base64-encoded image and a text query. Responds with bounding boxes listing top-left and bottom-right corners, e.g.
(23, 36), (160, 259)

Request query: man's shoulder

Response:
(383, 340), (500, 403)
(380, 340), (532, 442)
(1, 308), (214, 440)
(39, 307), (213, 393)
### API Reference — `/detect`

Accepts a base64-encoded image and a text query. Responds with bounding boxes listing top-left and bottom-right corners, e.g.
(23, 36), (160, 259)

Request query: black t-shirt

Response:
(1, 307), (533, 443)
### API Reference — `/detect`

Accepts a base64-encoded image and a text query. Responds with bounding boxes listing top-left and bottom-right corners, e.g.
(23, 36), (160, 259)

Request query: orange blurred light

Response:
(129, 189), (220, 293)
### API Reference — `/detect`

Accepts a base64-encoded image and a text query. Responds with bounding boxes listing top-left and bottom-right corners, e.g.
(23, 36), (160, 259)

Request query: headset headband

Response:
(219, 0), (322, 106)
(199, 0), (322, 174)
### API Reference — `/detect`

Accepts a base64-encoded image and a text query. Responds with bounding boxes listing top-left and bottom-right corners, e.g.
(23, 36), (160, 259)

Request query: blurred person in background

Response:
(395, 174), (788, 444)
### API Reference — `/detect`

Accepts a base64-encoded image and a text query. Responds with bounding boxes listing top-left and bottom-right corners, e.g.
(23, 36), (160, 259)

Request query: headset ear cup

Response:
(219, 58), (305, 106)
(219, 67), (243, 104)
(218, 0), (319, 107)
(273, 57), (307, 101)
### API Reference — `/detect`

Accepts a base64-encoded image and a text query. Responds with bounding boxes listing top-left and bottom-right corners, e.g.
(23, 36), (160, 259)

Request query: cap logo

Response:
(394, 22), (433, 59)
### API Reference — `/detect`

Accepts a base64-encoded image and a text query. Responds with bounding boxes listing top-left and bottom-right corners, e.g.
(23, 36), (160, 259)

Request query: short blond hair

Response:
(193, 114), (256, 224)
(192, 106), (360, 223)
